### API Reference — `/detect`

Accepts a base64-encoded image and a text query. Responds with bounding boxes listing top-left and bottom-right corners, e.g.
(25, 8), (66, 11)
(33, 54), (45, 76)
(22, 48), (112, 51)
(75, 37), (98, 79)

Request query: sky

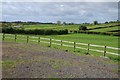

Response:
(1, 2), (119, 23)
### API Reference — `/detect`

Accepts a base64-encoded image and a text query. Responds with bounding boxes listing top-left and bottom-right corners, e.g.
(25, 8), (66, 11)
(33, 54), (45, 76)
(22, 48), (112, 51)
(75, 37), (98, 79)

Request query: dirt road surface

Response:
(2, 42), (118, 78)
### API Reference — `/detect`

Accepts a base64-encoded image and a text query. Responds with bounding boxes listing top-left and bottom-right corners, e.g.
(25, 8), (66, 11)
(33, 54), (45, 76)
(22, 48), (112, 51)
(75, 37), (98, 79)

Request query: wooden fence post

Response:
(61, 40), (63, 49)
(3, 33), (5, 41)
(104, 46), (106, 56)
(87, 44), (90, 54)
(27, 36), (29, 43)
(38, 36), (40, 44)
(74, 42), (76, 52)
(50, 38), (52, 47)
(15, 34), (17, 42)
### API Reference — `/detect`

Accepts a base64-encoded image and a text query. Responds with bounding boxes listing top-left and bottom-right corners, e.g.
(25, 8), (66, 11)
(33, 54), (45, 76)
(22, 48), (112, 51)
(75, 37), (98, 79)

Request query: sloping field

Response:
(23, 23), (119, 32)
(43, 33), (118, 47)
(2, 42), (118, 78)
(89, 26), (118, 33)
(2, 33), (119, 61)
(23, 24), (80, 30)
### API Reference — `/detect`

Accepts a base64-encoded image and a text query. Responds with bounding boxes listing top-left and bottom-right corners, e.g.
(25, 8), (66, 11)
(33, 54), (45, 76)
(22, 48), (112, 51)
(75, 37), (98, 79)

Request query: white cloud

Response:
(1, 0), (120, 2)
(1, 2), (118, 23)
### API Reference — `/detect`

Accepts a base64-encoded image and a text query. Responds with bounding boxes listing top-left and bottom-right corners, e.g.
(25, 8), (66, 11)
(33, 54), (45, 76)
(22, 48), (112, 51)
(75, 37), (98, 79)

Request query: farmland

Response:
(2, 22), (119, 47)
(1, 2), (120, 78)
(2, 21), (119, 36)
(23, 24), (80, 30)
(1, 22), (119, 60)
(90, 26), (118, 33)
(43, 33), (118, 47)
(22, 23), (119, 33)
(1, 21), (120, 79)
(2, 33), (119, 62)
(2, 33), (118, 48)
(11, 22), (118, 36)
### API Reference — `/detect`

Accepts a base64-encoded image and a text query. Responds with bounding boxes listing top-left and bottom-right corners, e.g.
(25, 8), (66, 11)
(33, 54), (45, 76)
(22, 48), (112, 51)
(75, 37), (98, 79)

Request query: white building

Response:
(14, 26), (21, 28)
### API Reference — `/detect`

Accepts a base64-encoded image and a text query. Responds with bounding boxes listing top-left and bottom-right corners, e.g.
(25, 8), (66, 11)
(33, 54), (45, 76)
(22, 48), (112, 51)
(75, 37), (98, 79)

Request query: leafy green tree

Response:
(63, 22), (67, 25)
(79, 26), (87, 30)
(94, 20), (98, 25)
(57, 21), (61, 25)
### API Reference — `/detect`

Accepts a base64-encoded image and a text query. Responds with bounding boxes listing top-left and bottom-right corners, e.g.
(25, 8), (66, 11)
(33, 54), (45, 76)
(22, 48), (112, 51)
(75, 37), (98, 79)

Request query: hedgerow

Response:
(2, 27), (68, 35)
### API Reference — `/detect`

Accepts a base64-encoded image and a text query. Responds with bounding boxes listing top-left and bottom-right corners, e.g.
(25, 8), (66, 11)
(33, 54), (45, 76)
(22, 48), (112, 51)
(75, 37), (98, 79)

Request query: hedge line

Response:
(69, 30), (119, 36)
(2, 27), (68, 35)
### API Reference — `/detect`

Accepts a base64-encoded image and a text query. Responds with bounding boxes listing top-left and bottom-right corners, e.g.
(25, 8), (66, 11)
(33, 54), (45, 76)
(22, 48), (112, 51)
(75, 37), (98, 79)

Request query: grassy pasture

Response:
(87, 23), (119, 29)
(23, 23), (119, 32)
(1, 22), (119, 61)
(43, 33), (118, 47)
(2, 33), (118, 47)
(90, 26), (118, 32)
(2, 33), (119, 61)
(23, 24), (80, 30)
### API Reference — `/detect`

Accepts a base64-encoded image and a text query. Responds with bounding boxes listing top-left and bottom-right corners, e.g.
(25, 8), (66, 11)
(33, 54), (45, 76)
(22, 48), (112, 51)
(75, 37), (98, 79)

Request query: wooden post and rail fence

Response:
(2, 33), (120, 57)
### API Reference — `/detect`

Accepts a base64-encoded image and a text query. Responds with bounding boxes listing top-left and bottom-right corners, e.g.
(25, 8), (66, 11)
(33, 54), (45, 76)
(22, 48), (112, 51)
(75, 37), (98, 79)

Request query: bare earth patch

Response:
(2, 42), (118, 78)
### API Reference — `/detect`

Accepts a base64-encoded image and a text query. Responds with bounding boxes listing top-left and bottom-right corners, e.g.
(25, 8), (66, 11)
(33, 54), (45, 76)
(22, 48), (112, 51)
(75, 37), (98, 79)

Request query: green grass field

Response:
(2, 33), (118, 47)
(23, 23), (119, 32)
(23, 24), (80, 30)
(90, 26), (118, 32)
(43, 33), (118, 47)
(2, 33), (119, 61)
(1, 22), (119, 61)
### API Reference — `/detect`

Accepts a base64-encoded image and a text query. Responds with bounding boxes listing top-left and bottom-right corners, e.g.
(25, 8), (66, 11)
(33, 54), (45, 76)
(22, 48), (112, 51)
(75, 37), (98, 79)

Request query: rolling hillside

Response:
(22, 22), (119, 35)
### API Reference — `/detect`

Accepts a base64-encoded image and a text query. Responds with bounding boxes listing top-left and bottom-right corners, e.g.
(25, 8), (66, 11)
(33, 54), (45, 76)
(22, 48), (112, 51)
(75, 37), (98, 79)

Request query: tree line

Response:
(2, 27), (68, 35)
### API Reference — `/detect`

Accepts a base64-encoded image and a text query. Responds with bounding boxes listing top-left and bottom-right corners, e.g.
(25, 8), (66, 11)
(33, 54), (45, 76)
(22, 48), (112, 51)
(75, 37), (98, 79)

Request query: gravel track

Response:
(2, 42), (118, 78)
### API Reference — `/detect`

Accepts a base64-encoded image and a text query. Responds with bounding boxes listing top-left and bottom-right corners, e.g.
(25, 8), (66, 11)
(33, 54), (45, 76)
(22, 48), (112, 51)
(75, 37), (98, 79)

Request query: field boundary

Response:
(2, 33), (120, 57)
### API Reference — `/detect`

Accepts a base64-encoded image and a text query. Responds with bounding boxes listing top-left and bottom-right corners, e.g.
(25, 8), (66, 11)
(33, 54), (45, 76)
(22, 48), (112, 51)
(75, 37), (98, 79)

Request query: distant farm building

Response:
(14, 26), (21, 28)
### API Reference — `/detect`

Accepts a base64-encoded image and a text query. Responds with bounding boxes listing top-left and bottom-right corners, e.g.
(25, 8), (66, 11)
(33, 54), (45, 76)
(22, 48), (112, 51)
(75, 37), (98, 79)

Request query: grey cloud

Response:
(1, 2), (118, 23)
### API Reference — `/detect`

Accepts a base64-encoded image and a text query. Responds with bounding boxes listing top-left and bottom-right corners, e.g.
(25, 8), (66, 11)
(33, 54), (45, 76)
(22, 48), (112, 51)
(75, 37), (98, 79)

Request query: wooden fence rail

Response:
(2, 33), (120, 56)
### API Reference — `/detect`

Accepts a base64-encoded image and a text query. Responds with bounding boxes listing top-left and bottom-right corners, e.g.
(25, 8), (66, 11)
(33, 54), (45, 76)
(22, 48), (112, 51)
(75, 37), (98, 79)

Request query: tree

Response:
(2, 23), (12, 27)
(68, 22), (74, 25)
(63, 22), (67, 25)
(117, 20), (119, 22)
(105, 21), (108, 24)
(94, 21), (98, 25)
(57, 21), (61, 25)
(79, 26), (87, 30)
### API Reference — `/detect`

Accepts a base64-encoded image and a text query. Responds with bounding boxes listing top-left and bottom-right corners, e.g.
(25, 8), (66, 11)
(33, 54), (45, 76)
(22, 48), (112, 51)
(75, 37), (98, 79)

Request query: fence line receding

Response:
(2, 33), (120, 56)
